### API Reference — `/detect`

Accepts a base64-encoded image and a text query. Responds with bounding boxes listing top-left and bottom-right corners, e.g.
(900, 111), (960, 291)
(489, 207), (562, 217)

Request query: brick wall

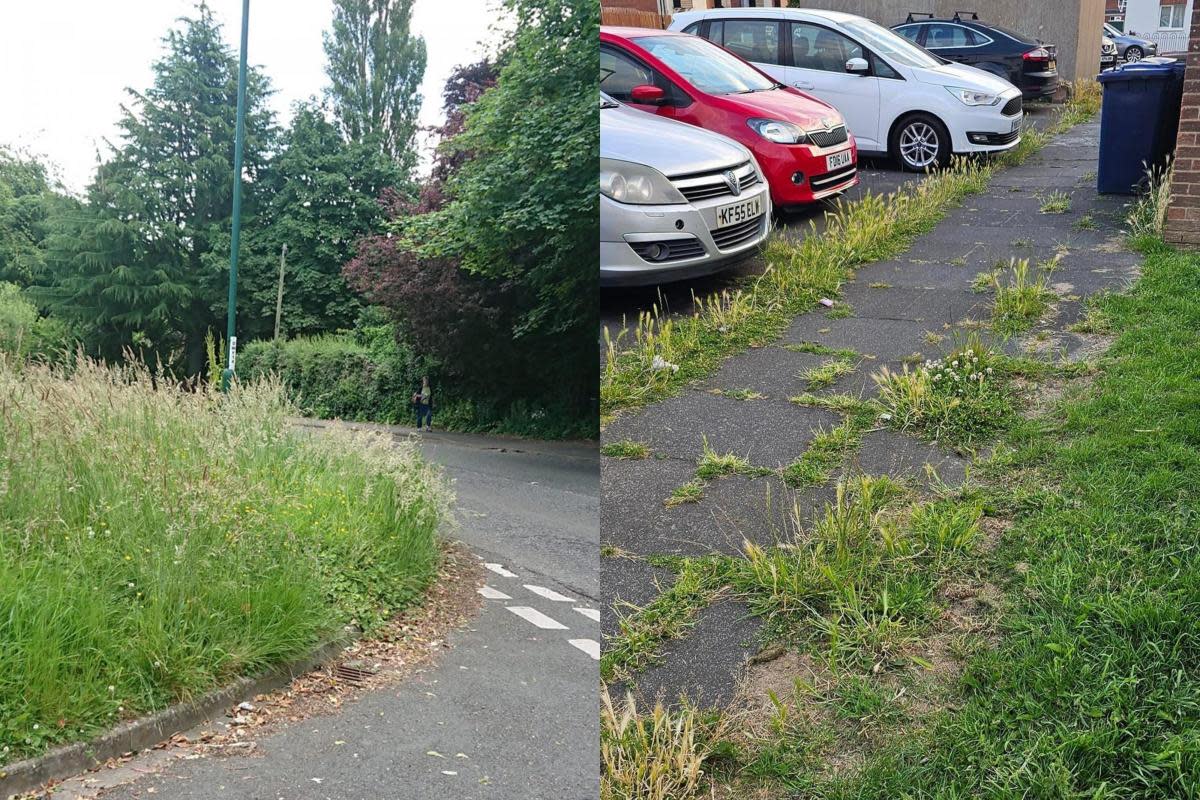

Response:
(1165, 9), (1200, 246)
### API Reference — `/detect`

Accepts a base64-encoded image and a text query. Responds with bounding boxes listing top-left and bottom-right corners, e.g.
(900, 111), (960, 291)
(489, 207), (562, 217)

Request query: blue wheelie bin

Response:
(1097, 57), (1187, 194)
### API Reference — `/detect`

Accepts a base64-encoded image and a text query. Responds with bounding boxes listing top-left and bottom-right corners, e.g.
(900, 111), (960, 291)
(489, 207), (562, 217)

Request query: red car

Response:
(600, 26), (859, 210)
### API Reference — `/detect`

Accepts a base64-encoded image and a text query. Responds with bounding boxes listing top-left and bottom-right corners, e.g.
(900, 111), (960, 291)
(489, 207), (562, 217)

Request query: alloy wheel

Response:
(1126, 46), (1143, 62)
(899, 121), (940, 169)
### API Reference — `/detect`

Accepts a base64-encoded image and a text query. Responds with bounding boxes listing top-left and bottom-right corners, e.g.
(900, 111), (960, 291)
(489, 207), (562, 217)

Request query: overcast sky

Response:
(0, 1), (505, 193)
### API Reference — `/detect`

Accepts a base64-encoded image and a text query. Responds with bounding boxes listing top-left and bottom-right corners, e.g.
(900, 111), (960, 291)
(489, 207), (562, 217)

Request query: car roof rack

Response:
(952, 10), (980, 21)
(904, 11), (934, 23)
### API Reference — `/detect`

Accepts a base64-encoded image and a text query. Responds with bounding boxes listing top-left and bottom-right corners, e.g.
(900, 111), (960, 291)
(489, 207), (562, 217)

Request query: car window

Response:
(790, 22), (864, 73)
(872, 53), (901, 79)
(681, 21), (700, 36)
(720, 19), (782, 65)
(924, 23), (975, 48)
(840, 18), (941, 69)
(632, 33), (777, 94)
(600, 45), (687, 105)
(893, 24), (924, 44)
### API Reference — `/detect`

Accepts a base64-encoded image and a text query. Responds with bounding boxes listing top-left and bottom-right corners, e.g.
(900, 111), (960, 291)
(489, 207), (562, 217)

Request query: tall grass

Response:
(600, 83), (1101, 420)
(0, 357), (449, 760)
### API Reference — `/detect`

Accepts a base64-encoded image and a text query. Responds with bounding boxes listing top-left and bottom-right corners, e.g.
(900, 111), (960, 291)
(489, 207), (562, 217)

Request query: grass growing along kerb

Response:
(601, 83), (1101, 421)
(0, 359), (449, 761)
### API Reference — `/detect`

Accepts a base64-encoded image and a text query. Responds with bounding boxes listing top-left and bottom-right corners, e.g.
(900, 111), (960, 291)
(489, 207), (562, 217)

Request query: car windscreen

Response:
(840, 18), (941, 69)
(631, 34), (776, 94)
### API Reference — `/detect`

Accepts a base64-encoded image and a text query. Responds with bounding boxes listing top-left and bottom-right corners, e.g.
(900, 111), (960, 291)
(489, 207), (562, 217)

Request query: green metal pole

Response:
(222, 0), (250, 392)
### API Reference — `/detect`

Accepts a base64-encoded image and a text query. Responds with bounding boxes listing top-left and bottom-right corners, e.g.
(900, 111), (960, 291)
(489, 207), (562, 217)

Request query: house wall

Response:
(1125, 0), (1193, 51)
(1164, 5), (1200, 246)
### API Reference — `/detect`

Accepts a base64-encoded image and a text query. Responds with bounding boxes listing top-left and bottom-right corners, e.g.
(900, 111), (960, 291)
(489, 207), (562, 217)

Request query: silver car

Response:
(600, 93), (772, 288)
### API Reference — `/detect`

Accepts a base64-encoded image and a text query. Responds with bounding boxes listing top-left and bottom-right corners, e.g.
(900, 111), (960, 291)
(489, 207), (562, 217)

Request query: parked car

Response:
(670, 8), (1024, 171)
(891, 12), (1058, 100)
(600, 26), (859, 210)
(599, 92), (772, 288)
(1104, 22), (1157, 62)
(1101, 35), (1118, 70)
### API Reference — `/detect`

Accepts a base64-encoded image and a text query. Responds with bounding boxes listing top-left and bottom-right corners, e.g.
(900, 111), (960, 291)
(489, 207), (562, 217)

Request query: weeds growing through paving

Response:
(601, 83), (1101, 422)
(0, 358), (448, 760)
(991, 258), (1054, 335)
(602, 440), (652, 459)
(873, 333), (1013, 448)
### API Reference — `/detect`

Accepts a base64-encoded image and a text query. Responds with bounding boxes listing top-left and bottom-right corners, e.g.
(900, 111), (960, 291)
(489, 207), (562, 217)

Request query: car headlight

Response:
(599, 158), (686, 205)
(746, 118), (808, 144)
(946, 86), (1001, 106)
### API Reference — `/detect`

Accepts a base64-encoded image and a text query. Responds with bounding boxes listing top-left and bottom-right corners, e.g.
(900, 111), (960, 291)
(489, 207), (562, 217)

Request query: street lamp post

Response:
(222, 0), (250, 392)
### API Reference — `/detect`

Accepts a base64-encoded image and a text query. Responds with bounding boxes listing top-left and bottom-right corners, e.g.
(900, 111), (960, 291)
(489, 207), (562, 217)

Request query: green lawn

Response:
(0, 361), (448, 761)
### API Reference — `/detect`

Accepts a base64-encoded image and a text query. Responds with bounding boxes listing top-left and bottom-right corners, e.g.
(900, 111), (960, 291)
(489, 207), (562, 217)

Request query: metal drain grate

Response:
(334, 661), (378, 685)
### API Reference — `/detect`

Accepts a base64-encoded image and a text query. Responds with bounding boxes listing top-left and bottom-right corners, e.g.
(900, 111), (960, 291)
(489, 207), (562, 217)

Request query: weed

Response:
(874, 334), (1013, 447)
(665, 481), (705, 507)
(1127, 160), (1174, 243)
(781, 420), (868, 488)
(948, 256), (967, 267)
(1038, 191), (1071, 214)
(602, 440), (651, 459)
(601, 692), (729, 800)
(785, 342), (858, 359)
(869, 282), (892, 289)
(802, 357), (856, 390)
(601, 560), (723, 682)
(826, 304), (854, 319)
(1073, 212), (1097, 231)
(992, 258), (1053, 334)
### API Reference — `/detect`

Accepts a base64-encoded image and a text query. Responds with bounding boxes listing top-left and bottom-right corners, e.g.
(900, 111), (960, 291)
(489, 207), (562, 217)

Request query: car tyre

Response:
(1125, 45), (1144, 62)
(891, 113), (951, 172)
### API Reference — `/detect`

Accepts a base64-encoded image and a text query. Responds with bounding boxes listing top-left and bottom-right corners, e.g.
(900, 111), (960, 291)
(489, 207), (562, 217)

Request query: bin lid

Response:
(1098, 56), (1183, 83)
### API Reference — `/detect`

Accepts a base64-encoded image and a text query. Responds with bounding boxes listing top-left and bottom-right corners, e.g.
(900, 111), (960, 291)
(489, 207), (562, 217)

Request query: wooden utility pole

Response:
(273, 243), (287, 341)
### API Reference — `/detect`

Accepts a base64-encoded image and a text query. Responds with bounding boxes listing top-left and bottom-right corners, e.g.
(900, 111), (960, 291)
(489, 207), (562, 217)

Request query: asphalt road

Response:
(82, 426), (600, 800)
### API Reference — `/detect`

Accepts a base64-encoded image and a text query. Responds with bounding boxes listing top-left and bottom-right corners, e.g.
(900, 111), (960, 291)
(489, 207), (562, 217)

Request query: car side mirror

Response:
(630, 84), (666, 104)
(845, 57), (869, 75)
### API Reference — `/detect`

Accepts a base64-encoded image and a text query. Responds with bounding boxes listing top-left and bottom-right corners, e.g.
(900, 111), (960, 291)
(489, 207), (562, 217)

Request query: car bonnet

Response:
(909, 59), (1019, 96)
(600, 101), (752, 176)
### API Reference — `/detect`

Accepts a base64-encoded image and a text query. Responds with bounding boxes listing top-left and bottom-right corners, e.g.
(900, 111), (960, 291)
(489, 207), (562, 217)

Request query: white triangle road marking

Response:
(573, 607), (600, 622)
(506, 606), (568, 630)
(523, 584), (576, 602)
(477, 586), (510, 600)
(484, 563), (518, 578)
(569, 639), (600, 660)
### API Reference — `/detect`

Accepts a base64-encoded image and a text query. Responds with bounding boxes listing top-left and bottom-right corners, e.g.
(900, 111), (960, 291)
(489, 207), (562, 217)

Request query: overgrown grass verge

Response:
(823, 242), (1200, 798)
(600, 83), (1100, 422)
(0, 358), (449, 761)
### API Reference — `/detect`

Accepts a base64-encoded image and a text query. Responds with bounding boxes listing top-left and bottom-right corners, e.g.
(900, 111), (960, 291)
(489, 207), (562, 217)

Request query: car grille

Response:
(806, 124), (848, 149)
(1001, 96), (1023, 117)
(711, 215), (765, 251)
(671, 162), (760, 203)
(629, 237), (706, 263)
(809, 163), (857, 192)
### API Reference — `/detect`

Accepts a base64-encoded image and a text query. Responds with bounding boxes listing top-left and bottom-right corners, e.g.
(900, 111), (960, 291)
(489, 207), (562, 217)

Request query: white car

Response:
(669, 8), (1024, 171)
(600, 93), (772, 287)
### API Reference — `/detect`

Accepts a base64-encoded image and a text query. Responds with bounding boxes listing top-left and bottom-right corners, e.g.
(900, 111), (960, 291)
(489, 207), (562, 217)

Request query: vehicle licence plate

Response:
(715, 196), (762, 229)
(826, 150), (853, 171)
(1011, 117), (1021, 133)
(1048, 59), (1057, 71)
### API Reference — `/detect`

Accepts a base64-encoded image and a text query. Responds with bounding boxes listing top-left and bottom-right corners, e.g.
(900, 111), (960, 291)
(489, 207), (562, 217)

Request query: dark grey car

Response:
(1105, 22), (1158, 62)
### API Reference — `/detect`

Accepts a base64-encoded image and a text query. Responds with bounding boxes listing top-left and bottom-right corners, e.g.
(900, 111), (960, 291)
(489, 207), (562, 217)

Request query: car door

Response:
(781, 21), (882, 151)
(599, 43), (696, 123)
(714, 16), (787, 77)
(922, 23), (983, 65)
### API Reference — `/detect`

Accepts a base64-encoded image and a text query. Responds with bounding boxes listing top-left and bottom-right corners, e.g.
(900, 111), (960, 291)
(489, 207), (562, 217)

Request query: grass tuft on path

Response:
(0, 359), (449, 761)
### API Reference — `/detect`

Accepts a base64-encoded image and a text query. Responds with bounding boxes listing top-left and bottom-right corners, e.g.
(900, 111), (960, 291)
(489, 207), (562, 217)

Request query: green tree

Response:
(0, 148), (74, 287)
(406, 0), (598, 407)
(41, 4), (275, 372)
(322, 0), (426, 173)
(238, 102), (400, 340)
